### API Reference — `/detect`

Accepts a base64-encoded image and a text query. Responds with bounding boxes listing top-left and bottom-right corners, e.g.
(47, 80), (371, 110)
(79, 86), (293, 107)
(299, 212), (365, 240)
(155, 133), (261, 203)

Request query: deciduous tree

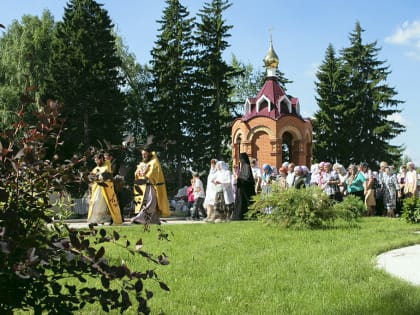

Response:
(0, 11), (55, 130)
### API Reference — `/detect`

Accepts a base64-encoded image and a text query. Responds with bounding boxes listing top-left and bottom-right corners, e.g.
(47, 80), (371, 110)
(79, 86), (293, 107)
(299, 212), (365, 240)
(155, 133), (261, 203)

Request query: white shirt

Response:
(204, 166), (218, 207)
(251, 166), (261, 180)
(214, 169), (235, 205)
(193, 177), (205, 199)
(286, 172), (295, 188)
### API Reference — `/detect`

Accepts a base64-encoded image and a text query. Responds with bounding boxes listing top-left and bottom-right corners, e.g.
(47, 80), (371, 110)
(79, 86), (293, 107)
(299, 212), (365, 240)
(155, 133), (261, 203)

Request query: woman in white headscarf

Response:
(210, 161), (235, 222)
(204, 159), (218, 221)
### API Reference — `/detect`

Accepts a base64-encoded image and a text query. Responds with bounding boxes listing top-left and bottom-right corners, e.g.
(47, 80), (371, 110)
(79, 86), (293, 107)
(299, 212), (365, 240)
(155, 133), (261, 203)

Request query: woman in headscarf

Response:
(232, 153), (255, 220)
(293, 166), (306, 189)
(211, 161), (235, 222)
(203, 158), (218, 222)
(261, 163), (273, 194)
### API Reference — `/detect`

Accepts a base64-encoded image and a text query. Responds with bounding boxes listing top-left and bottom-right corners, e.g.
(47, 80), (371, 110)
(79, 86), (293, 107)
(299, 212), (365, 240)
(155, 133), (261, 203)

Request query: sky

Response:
(2, 0), (420, 167)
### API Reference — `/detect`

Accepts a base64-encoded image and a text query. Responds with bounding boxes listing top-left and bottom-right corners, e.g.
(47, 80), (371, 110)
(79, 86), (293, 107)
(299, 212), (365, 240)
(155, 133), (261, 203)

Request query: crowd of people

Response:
(250, 159), (418, 218)
(186, 158), (418, 222)
(187, 154), (255, 223)
(87, 146), (418, 225)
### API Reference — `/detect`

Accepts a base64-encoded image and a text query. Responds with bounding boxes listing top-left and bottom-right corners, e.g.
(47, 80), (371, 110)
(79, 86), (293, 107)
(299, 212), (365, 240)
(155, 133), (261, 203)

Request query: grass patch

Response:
(69, 218), (420, 314)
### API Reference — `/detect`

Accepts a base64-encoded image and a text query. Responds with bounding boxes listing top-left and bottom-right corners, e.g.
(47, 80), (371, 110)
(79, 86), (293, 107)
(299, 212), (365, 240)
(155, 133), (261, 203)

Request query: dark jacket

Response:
(232, 153), (255, 220)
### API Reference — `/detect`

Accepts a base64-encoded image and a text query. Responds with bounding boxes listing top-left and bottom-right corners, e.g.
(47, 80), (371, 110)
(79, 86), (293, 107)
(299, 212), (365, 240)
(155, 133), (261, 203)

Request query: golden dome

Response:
(263, 39), (279, 69)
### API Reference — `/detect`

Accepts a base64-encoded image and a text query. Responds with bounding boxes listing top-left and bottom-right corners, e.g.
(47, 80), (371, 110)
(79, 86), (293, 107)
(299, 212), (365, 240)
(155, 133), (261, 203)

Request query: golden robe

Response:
(87, 164), (123, 224)
(133, 152), (169, 217)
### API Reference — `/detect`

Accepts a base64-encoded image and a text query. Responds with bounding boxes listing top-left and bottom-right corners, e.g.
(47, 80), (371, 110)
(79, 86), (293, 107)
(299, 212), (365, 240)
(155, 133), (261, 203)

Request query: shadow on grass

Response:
(328, 286), (420, 315)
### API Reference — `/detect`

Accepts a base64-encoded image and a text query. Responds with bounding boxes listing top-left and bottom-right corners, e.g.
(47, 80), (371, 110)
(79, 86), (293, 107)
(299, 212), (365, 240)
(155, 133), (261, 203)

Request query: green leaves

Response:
(248, 185), (362, 229)
(0, 13), (169, 311)
(401, 196), (420, 223)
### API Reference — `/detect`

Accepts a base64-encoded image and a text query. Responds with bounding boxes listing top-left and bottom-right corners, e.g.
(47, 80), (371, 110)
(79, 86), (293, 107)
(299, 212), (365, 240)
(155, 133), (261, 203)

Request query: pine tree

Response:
(312, 44), (348, 163)
(339, 22), (405, 167)
(146, 0), (196, 188)
(192, 0), (236, 170)
(47, 0), (125, 156)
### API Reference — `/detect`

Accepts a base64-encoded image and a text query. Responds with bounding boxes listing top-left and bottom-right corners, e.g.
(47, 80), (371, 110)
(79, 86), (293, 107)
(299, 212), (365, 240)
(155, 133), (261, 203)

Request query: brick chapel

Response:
(231, 40), (313, 171)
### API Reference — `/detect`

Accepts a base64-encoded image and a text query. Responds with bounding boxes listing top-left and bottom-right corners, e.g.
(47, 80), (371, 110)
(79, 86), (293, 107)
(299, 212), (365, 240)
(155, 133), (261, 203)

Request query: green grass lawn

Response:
(75, 218), (420, 315)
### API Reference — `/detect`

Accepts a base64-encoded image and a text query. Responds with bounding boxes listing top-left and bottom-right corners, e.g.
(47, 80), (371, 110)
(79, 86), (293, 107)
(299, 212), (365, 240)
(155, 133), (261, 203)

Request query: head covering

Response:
(407, 161), (415, 168)
(282, 162), (289, 168)
(294, 166), (302, 173)
(263, 163), (272, 174)
(216, 160), (228, 171)
(239, 153), (251, 166)
(301, 165), (309, 174)
(333, 163), (346, 176)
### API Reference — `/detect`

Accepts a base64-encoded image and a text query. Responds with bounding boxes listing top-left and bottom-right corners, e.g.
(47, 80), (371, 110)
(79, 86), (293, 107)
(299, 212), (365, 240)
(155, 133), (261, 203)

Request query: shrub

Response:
(0, 100), (169, 314)
(248, 185), (336, 229)
(332, 194), (365, 221)
(248, 185), (366, 229)
(401, 196), (420, 223)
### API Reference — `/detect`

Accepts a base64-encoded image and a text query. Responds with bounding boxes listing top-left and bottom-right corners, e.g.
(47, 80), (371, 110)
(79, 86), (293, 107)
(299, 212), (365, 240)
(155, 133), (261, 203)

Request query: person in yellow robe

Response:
(87, 153), (123, 225)
(131, 146), (169, 224)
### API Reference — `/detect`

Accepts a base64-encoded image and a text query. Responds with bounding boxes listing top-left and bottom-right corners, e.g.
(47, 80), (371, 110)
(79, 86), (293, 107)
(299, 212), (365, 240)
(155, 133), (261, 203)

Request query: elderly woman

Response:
(345, 164), (365, 202)
(293, 166), (306, 189)
(211, 161), (235, 222)
(320, 162), (340, 200)
(309, 163), (320, 186)
(333, 163), (347, 200)
(277, 166), (288, 189)
(261, 164), (273, 194)
(404, 162), (418, 198)
(382, 166), (400, 217)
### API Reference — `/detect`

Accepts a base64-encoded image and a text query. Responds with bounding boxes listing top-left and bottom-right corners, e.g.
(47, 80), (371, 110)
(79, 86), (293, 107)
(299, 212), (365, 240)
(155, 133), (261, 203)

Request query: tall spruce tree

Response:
(146, 0), (196, 188)
(313, 44), (348, 163)
(339, 22), (405, 166)
(47, 0), (125, 156)
(314, 22), (405, 167)
(192, 0), (236, 170)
